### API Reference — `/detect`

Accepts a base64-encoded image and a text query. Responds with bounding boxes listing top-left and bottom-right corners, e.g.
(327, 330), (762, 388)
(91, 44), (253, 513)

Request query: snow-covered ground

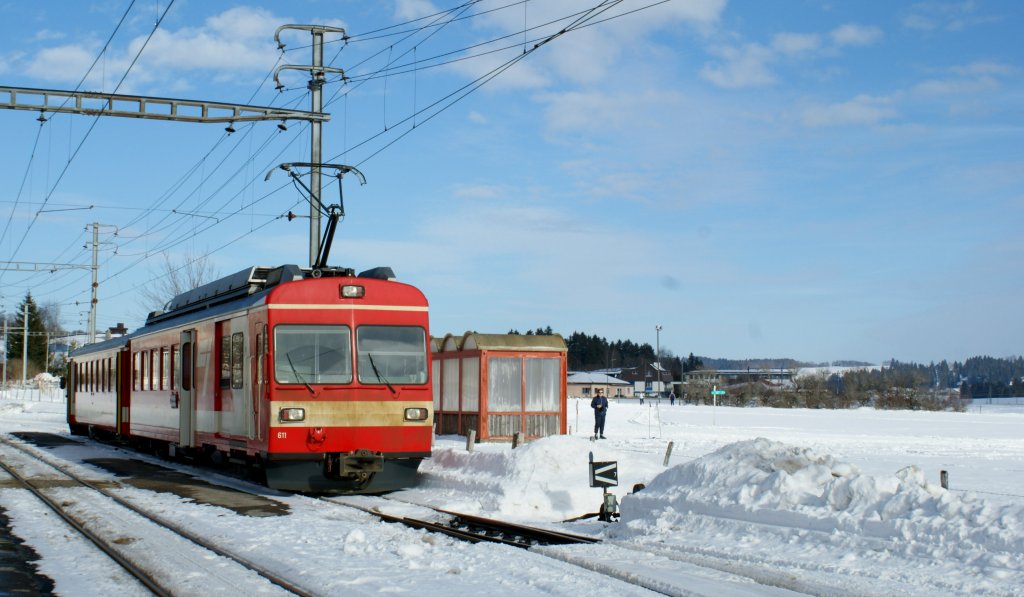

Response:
(1, 390), (1021, 595)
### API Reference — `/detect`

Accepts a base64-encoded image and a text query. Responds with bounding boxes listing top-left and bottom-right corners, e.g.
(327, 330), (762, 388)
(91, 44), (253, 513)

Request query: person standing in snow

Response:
(591, 389), (608, 439)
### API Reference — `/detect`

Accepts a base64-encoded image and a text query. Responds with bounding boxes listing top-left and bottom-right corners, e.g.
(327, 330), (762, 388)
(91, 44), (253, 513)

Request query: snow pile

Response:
(615, 438), (1023, 564)
(415, 436), (661, 521)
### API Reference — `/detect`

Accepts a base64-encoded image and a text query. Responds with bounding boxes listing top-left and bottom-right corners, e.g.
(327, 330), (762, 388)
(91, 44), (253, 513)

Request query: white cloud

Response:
(830, 24), (883, 47)
(451, 183), (502, 199)
(467, 111), (487, 124)
(445, 0), (727, 90)
(539, 89), (685, 135)
(26, 44), (102, 84)
(902, 1), (997, 32)
(914, 61), (1015, 95)
(394, 0), (440, 22)
(32, 29), (66, 42)
(772, 33), (821, 55)
(950, 61), (1015, 77)
(702, 22), (887, 90)
(701, 43), (777, 88)
(22, 7), (288, 88)
(801, 95), (897, 127)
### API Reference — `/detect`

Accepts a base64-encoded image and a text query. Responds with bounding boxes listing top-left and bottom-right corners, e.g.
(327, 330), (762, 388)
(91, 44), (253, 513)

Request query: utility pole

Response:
(89, 223), (99, 344)
(655, 324), (662, 395)
(21, 303), (28, 386)
(273, 25), (347, 267)
(2, 314), (6, 389)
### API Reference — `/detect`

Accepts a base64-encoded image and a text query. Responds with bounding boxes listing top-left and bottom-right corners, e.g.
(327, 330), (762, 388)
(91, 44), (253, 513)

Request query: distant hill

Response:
(698, 357), (875, 371)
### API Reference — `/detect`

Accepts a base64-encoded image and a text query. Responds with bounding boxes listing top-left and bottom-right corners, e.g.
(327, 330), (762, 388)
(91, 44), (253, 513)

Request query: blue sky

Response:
(0, 0), (1020, 365)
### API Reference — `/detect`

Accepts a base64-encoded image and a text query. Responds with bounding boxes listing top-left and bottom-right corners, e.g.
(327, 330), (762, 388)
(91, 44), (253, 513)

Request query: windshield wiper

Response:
(367, 353), (397, 396)
(286, 353), (316, 395)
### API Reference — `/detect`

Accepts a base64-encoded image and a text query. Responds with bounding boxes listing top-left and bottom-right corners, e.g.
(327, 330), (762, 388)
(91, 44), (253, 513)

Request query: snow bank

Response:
(615, 438), (1023, 559)
(414, 435), (662, 521)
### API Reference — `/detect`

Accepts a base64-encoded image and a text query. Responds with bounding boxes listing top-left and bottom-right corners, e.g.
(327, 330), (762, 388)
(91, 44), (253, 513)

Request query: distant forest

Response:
(508, 328), (1024, 396)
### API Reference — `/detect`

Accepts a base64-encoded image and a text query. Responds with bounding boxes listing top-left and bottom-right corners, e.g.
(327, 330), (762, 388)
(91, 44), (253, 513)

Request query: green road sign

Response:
(711, 390), (726, 395)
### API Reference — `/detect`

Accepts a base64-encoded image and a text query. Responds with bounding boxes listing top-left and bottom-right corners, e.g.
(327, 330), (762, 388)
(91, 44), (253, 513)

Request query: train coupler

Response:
(323, 449), (384, 480)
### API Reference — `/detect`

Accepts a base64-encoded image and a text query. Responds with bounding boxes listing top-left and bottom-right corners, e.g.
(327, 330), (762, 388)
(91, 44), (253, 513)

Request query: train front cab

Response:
(260, 275), (433, 493)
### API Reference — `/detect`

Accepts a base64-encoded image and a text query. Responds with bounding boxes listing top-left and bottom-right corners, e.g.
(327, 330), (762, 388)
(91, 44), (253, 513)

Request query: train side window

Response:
(133, 352), (140, 391)
(231, 332), (244, 389)
(171, 345), (178, 391)
(149, 350), (156, 391)
(256, 332), (264, 385)
(161, 348), (169, 391)
(108, 357), (114, 391)
(220, 335), (231, 389)
(101, 360), (106, 392)
(181, 342), (192, 392)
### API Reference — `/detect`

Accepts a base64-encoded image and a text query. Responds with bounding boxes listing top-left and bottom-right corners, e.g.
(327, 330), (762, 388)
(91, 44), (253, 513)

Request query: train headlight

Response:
(404, 407), (429, 421)
(279, 407), (306, 422)
(340, 284), (365, 298)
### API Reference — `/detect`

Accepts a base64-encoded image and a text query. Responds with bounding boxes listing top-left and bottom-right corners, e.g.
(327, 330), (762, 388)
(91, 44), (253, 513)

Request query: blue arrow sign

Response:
(589, 461), (618, 488)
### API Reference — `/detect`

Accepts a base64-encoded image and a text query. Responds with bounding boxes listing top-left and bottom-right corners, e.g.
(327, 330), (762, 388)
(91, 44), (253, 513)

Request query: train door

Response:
(251, 324), (266, 440)
(66, 361), (77, 424)
(178, 330), (196, 447)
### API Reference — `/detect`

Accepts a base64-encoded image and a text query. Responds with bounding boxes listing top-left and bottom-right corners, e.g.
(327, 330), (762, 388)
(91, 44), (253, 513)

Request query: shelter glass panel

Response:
(488, 358), (522, 412)
(432, 359), (441, 410)
(525, 358), (559, 412)
(461, 357), (480, 411)
(441, 359), (459, 410)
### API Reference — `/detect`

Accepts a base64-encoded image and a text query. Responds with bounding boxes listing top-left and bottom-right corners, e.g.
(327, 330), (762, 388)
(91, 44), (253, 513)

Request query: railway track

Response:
(2, 433), (820, 595)
(0, 435), (311, 597)
(330, 496), (599, 549)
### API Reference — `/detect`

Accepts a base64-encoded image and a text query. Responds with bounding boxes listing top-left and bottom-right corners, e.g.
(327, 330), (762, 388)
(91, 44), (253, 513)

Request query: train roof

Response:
(68, 334), (129, 358)
(69, 264), (407, 356)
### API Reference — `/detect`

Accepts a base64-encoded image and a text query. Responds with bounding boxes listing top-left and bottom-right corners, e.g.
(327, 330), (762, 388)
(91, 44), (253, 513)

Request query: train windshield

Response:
(274, 325), (352, 384)
(356, 326), (428, 386)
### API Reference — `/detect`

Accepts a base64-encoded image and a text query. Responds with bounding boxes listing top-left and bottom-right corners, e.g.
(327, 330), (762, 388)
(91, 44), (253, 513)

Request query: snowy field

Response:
(1, 389), (1022, 595)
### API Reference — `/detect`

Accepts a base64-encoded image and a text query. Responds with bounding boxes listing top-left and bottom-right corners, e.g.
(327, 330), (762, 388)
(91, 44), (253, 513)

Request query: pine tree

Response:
(6, 292), (48, 375)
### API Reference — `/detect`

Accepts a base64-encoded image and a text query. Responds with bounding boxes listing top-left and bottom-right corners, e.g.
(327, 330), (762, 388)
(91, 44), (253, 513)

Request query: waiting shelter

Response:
(432, 332), (567, 441)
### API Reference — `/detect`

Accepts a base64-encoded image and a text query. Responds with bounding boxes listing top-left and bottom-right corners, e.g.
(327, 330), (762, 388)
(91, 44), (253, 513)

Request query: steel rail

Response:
(0, 452), (172, 597)
(0, 436), (313, 597)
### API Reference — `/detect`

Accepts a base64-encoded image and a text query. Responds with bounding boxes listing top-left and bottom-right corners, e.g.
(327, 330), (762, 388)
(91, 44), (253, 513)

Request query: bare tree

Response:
(39, 300), (65, 335)
(139, 251), (220, 316)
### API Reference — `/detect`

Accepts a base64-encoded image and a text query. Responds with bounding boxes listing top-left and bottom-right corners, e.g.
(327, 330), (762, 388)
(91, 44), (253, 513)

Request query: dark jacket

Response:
(591, 395), (609, 411)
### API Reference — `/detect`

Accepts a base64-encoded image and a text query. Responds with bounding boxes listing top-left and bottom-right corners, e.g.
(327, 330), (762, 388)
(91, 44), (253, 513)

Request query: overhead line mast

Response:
(273, 25), (349, 268)
(0, 25), (346, 344)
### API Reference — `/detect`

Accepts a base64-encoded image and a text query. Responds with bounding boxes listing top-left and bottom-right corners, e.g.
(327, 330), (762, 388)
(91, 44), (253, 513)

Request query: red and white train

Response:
(67, 264), (433, 493)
